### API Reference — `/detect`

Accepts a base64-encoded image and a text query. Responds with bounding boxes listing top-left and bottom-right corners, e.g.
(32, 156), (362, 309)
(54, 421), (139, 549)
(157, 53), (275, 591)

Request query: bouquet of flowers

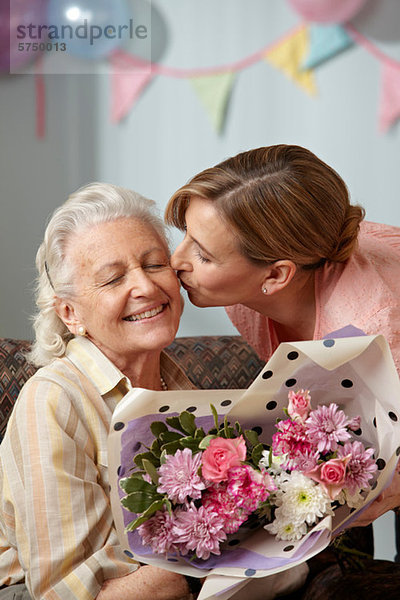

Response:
(119, 404), (276, 560)
(119, 390), (377, 561)
(108, 331), (400, 600)
(263, 389), (377, 542)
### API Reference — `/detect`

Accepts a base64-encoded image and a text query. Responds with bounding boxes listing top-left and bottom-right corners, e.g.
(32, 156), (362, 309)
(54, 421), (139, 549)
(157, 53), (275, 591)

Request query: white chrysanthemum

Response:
(265, 508), (308, 541)
(278, 471), (334, 525)
(259, 450), (285, 474)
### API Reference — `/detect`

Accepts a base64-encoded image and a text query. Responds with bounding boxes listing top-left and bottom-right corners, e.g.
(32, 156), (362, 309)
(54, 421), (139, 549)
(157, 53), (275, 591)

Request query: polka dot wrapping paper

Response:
(108, 333), (400, 600)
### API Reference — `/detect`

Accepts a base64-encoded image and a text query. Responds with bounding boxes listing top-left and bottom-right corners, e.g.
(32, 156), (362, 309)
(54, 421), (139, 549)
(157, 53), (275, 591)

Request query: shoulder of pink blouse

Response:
(315, 221), (400, 370)
(225, 304), (276, 362)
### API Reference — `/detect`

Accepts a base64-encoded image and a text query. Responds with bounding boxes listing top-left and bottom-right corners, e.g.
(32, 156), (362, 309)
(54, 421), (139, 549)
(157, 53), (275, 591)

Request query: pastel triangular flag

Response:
(110, 49), (155, 123)
(265, 26), (317, 96)
(190, 71), (236, 133)
(302, 24), (353, 70)
(378, 61), (400, 132)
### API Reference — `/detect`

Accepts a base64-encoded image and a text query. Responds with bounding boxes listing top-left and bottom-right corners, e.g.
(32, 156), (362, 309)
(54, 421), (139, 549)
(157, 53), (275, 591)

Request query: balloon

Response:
(0, 0), (49, 74)
(46, 0), (129, 60)
(123, 0), (168, 64)
(287, 0), (369, 24)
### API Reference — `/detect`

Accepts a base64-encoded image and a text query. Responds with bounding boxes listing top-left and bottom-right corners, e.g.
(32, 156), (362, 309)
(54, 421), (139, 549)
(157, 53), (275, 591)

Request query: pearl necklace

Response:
(160, 375), (168, 391)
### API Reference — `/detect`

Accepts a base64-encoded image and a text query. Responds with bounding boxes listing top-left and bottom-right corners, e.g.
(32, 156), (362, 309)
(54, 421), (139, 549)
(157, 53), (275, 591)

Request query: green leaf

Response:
(180, 436), (201, 452)
(122, 490), (163, 514)
(150, 421), (168, 437)
(245, 429), (260, 447)
(134, 451), (160, 469)
(166, 416), (186, 433)
(179, 411), (197, 436)
(120, 476), (156, 494)
(251, 443), (264, 466)
(161, 439), (185, 454)
(210, 404), (219, 430)
(142, 458), (159, 485)
(125, 498), (166, 532)
(160, 449), (168, 465)
(194, 427), (205, 439)
(198, 434), (217, 450)
(159, 431), (183, 443)
(150, 438), (161, 458)
(235, 421), (243, 435)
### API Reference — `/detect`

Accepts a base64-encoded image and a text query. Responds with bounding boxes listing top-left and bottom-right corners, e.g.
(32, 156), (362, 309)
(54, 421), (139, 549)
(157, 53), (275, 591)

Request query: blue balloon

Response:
(47, 0), (129, 59)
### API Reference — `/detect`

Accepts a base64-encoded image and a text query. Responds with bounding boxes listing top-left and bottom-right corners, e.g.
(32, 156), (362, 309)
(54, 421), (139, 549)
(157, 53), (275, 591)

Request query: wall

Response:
(93, 0), (400, 337)
(1, 0), (400, 560)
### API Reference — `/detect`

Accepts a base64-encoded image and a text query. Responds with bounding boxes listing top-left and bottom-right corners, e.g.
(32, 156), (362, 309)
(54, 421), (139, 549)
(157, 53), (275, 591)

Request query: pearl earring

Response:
(77, 325), (86, 336)
(262, 287), (268, 295)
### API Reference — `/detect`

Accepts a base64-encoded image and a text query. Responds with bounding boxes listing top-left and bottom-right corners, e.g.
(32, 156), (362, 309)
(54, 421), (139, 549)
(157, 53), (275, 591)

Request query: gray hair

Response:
(28, 182), (168, 367)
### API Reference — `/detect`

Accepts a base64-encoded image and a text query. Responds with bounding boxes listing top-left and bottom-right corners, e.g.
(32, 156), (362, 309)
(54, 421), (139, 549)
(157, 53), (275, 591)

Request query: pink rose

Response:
(201, 436), (247, 483)
(305, 456), (350, 500)
(288, 389), (311, 422)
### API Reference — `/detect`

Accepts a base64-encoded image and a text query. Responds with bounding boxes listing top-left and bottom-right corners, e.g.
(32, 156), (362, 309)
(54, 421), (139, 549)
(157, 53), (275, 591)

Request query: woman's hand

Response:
(348, 460), (400, 527)
(97, 565), (193, 600)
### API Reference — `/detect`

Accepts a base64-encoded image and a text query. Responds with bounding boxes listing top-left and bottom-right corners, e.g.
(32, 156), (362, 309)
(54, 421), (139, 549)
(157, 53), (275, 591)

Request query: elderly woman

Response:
(0, 183), (196, 600)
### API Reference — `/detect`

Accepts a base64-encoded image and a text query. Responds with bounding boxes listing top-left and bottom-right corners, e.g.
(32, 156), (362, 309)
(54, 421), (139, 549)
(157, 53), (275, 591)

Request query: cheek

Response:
(196, 266), (229, 292)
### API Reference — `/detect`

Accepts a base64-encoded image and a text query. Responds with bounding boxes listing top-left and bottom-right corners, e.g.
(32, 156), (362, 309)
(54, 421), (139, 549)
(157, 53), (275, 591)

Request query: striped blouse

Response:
(0, 336), (193, 599)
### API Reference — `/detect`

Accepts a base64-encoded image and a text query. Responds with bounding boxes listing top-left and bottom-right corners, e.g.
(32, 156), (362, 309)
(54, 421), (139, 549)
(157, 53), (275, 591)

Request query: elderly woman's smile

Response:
(123, 303), (166, 322)
(59, 217), (182, 366)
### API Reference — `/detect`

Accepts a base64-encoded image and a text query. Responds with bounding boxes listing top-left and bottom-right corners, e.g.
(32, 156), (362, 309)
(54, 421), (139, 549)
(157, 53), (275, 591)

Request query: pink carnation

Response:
(272, 418), (314, 468)
(172, 503), (227, 560)
(305, 456), (350, 500)
(337, 441), (377, 495)
(288, 389), (312, 422)
(226, 465), (273, 512)
(201, 435), (247, 483)
(202, 483), (250, 533)
(305, 404), (351, 454)
(157, 447), (205, 503)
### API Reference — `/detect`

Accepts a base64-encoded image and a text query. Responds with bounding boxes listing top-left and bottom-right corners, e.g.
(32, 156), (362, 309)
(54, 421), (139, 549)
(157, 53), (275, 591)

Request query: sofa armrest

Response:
(0, 338), (37, 440)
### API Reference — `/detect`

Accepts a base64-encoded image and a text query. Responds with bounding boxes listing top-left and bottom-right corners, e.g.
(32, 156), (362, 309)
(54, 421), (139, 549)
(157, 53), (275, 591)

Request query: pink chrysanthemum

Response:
(272, 418), (314, 469)
(138, 509), (178, 554)
(172, 503), (227, 560)
(202, 483), (250, 533)
(337, 441), (378, 495)
(347, 415), (362, 432)
(289, 447), (320, 472)
(305, 403), (351, 454)
(227, 465), (272, 513)
(157, 447), (205, 503)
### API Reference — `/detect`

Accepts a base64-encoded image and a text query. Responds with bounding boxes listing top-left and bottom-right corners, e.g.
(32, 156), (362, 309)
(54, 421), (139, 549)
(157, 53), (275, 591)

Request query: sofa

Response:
(0, 335), (266, 441)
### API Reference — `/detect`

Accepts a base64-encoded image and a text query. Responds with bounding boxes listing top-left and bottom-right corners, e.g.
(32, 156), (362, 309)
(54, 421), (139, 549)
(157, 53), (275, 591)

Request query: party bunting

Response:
(110, 49), (155, 123)
(302, 24), (354, 70)
(190, 71), (236, 133)
(264, 26), (317, 96)
(33, 20), (400, 137)
(378, 61), (400, 132)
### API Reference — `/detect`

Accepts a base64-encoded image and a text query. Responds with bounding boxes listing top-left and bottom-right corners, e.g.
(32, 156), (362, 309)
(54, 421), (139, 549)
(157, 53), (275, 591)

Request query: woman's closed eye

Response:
(103, 274), (124, 286)
(143, 262), (169, 271)
(195, 250), (210, 264)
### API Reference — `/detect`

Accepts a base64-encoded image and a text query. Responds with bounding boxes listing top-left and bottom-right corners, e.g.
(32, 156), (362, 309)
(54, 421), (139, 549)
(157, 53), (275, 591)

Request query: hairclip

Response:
(44, 260), (54, 290)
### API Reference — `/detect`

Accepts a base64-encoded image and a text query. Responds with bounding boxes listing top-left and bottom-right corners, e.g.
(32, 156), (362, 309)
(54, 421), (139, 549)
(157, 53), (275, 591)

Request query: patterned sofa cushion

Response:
(165, 335), (265, 389)
(0, 339), (37, 441)
(0, 336), (265, 442)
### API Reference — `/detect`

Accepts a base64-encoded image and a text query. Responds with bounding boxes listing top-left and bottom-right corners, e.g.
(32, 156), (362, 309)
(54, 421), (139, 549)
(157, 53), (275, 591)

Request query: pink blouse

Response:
(225, 221), (400, 373)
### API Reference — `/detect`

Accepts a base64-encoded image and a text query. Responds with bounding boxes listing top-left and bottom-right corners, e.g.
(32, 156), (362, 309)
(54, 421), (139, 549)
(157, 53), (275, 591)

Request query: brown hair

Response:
(165, 144), (365, 268)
